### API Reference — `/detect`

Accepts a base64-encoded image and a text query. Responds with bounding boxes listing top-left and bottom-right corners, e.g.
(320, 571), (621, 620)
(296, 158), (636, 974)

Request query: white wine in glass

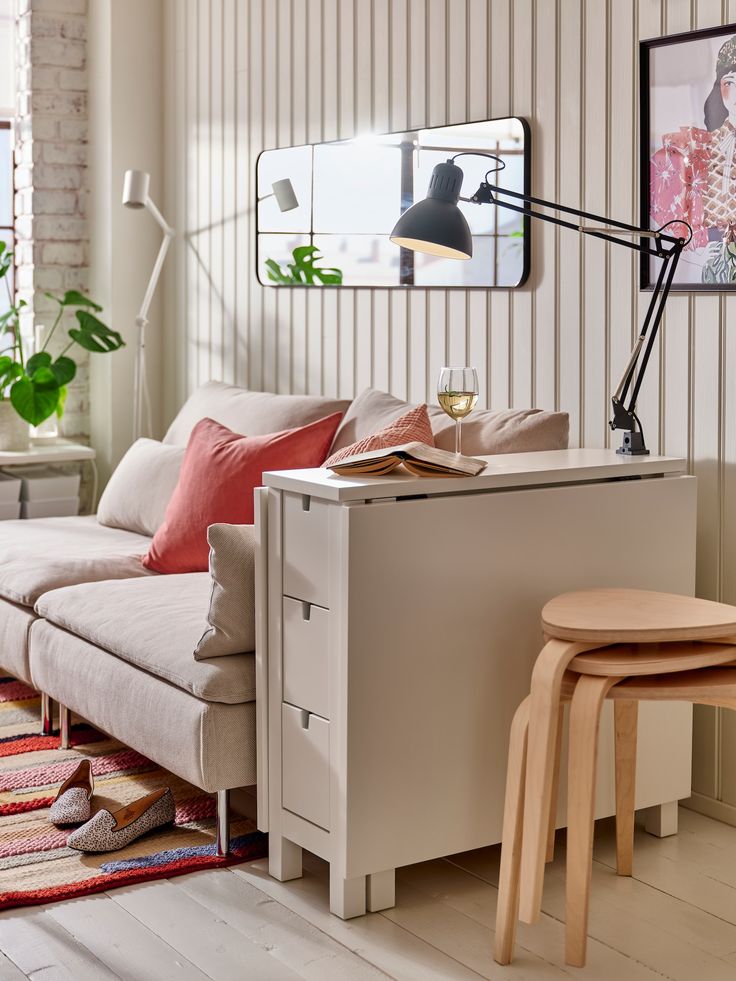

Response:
(437, 367), (479, 455)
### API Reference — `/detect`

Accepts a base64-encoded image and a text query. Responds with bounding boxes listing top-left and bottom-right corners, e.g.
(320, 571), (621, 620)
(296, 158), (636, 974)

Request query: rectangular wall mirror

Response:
(257, 116), (530, 289)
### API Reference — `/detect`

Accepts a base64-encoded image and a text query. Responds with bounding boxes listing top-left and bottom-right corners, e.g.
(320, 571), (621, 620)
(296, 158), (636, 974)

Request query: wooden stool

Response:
(518, 588), (736, 926)
(495, 662), (736, 967)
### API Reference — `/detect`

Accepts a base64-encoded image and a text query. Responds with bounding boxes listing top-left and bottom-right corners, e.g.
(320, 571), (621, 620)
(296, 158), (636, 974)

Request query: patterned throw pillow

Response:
(323, 403), (434, 468)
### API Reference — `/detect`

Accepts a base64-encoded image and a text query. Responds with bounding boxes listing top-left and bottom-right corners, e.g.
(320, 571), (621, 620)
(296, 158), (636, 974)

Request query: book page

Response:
(326, 441), (486, 478)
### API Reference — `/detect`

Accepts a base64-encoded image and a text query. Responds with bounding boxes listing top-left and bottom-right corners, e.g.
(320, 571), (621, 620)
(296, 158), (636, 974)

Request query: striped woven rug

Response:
(0, 676), (268, 910)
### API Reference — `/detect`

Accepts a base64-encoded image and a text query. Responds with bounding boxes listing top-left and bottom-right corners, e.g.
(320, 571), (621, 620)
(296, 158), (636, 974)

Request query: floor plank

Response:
(449, 819), (736, 981)
(591, 816), (736, 928)
(45, 893), (208, 981)
(393, 858), (665, 981)
(232, 857), (484, 981)
(175, 868), (390, 980)
(0, 908), (120, 981)
(0, 952), (27, 981)
(2, 808), (736, 979)
(109, 878), (302, 981)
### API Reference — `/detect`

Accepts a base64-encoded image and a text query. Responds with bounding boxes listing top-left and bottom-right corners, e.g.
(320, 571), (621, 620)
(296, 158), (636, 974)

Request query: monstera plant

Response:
(265, 245), (343, 285)
(0, 242), (125, 426)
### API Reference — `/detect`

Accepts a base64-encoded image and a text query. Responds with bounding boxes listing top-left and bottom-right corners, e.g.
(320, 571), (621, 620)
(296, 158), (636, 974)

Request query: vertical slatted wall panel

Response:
(163, 0), (736, 818)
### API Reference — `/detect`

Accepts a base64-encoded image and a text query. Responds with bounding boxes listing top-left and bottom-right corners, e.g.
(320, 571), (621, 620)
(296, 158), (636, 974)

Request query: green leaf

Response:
(291, 245), (320, 264)
(313, 268), (343, 285)
(68, 311), (125, 353)
(10, 374), (60, 425)
(50, 356), (75, 386)
(26, 351), (52, 376)
(44, 289), (103, 312)
(264, 246), (344, 287)
(264, 258), (292, 284)
(0, 357), (22, 391)
(55, 385), (67, 419)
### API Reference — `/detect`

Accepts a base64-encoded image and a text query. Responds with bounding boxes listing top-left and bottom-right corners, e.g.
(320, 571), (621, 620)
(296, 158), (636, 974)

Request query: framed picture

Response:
(641, 23), (736, 290)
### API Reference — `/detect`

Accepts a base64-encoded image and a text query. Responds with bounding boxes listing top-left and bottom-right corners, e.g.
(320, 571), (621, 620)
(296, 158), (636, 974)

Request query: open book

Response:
(327, 441), (487, 478)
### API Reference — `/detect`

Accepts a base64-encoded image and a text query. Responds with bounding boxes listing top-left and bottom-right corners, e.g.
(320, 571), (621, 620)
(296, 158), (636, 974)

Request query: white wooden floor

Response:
(2, 807), (736, 980)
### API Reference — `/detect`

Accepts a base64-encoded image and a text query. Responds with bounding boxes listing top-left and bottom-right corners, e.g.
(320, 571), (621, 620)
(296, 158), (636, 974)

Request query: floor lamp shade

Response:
(389, 161), (473, 259)
(272, 178), (298, 212)
(122, 169), (150, 209)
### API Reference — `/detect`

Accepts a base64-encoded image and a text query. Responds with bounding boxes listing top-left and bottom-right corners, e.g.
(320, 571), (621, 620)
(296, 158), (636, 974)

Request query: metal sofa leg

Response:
(59, 704), (71, 749)
(40, 692), (55, 736)
(216, 789), (230, 857)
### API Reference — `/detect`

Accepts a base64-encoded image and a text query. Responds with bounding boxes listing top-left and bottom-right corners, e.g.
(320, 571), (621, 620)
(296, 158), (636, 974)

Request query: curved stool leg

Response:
(546, 708), (564, 863)
(565, 674), (619, 968)
(494, 696), (530, 966)
(519, 639), (602, 923)
(614, 700), (638, 876)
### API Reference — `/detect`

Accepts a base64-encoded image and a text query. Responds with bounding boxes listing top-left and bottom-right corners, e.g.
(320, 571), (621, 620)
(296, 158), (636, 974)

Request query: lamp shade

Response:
(272, 178), (298, 212)
(122, 169), (150, 209)
(389, 159), (473, 259)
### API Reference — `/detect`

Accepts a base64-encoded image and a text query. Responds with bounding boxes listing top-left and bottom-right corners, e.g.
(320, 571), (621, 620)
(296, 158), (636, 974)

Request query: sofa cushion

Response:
(0, 515), (152, 608)
(35, 574), (255, 705)
(97, 439), (185, 537)
(330, 387), (570, 457)
(195, 524), (256, 660)
(145, 413), (342, 574)
(163, 380), (351, 446)
(29, 620), (255, 792)
(0, 599), (36, 685)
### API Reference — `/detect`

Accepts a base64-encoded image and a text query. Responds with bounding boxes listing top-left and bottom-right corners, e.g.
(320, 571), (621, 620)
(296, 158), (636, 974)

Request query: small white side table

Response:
(0, 440), (98, 513)
(256, 448), (698, 919)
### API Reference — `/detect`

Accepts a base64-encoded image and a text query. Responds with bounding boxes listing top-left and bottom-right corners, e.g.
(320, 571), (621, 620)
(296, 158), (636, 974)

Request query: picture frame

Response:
(641, 22), (736, 290)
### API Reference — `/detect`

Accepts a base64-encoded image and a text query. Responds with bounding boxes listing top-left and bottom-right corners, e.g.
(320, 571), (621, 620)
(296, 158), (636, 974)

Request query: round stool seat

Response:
(568, 641), (736, 677)
(542, 588), (736, 644)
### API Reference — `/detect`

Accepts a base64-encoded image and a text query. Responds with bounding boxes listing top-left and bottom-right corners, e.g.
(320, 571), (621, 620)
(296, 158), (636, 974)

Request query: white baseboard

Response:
(681, 792), (736, 827)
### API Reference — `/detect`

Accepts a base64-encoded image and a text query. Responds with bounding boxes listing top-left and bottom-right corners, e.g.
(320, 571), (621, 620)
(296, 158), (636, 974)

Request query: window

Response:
(0, 0), (15, 324)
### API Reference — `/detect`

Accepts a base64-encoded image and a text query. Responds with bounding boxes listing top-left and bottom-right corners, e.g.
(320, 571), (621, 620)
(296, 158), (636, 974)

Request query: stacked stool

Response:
(494, 588), (736, 968)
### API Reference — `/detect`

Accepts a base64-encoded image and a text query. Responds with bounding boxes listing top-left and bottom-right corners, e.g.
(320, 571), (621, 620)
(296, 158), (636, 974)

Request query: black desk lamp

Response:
(390, 153), (692, 455)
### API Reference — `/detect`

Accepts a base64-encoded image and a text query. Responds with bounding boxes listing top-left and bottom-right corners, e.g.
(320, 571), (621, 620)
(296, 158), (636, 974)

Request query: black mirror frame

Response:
(255, 115), (531, 290)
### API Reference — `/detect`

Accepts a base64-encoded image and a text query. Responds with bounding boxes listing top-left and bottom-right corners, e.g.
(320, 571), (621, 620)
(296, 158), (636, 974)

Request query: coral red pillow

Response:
(143, 413), (343, 574)
(324, 403), (434, 468)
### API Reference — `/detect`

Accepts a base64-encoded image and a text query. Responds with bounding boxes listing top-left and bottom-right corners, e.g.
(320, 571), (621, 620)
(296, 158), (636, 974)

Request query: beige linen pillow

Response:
(97, 439), (185, 537)
(330, 387), (569, 457)
(164, 380), (350, 445)
(194, 523), (256, 660)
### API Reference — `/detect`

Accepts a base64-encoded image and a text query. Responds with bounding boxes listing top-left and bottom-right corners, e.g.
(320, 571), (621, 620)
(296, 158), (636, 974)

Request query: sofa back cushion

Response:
(97, 439), (184, 537)
(194, 523), (256, 660)
(330, 387), (569, 457)
(144, 413), (343, 574)
(164, 381), (351, 446)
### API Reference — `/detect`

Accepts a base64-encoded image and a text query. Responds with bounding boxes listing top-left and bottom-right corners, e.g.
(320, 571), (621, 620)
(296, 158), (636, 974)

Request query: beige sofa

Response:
(0, 381), (568, 854)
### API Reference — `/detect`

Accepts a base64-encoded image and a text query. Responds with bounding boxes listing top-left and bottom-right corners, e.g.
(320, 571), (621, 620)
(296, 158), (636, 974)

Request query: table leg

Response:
(269, 835), (303, 881)
(330, 868), (367, 919)
(367, 869), (395, 912)
(644, 800), (679, 838)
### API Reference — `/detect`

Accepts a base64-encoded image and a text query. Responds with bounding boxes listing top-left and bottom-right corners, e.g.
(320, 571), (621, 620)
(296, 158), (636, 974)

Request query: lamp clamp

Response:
(462, 181), (495, 206)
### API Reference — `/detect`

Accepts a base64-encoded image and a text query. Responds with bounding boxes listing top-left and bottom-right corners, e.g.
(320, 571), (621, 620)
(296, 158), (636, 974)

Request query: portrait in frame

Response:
(642, 23), (736, 289)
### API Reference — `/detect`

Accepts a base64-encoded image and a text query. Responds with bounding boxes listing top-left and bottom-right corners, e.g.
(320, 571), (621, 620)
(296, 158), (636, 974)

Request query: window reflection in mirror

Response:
(257, 117), (529, 289)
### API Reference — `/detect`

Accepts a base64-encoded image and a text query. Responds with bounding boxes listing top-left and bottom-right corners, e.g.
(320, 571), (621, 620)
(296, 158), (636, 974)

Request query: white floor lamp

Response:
(122, 169), (175, 440)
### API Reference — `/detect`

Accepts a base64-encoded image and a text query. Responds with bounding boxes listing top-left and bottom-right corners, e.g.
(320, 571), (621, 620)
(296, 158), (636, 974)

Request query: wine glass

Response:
(437, 367), (479, 455)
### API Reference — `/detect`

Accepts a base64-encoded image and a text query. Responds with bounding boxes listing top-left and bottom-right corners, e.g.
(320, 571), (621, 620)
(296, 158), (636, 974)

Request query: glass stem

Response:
(455, 418), (461, 455)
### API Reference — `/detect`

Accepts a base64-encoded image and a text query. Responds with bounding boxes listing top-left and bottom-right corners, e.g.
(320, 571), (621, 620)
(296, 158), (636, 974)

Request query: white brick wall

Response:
(14, 0), (89, 439)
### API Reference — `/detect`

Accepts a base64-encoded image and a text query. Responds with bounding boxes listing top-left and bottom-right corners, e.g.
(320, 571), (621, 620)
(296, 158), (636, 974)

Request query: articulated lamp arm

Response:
(466, 176), (689, 455)
(391, 150), (691, 455)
